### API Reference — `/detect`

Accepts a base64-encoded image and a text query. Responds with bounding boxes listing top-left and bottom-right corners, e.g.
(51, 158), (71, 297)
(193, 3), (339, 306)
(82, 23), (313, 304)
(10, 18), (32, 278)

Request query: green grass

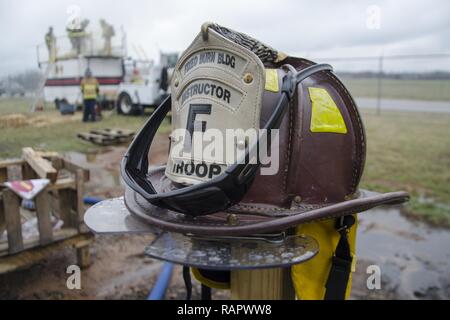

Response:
(340, 78), (450, 101)
(0, 99), (170, 158)
(407, 198), (450, 227)
(0, 97), (35, 115)
(360, 110), (450, 226)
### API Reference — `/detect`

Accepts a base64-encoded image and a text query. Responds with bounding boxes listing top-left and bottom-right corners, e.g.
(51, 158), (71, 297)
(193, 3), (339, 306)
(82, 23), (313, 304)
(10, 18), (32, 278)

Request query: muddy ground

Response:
(1, 132), (449, 300)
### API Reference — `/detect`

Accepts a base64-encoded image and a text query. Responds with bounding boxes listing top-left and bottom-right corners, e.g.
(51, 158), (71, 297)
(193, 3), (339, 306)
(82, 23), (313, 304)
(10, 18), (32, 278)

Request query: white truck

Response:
(116, 52), (178, 115)
(37, 25), (177, 115)
(37, 29), (126, 110)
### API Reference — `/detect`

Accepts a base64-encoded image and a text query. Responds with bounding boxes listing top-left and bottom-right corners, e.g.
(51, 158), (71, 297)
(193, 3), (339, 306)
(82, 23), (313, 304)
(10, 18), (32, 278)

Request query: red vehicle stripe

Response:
(45, 77), (123, 86)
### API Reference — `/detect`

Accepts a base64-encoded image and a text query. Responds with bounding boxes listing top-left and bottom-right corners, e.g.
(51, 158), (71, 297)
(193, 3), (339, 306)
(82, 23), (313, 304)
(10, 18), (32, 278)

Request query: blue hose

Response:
(147, 262), (174, 300)
(83, 196), (103, 205)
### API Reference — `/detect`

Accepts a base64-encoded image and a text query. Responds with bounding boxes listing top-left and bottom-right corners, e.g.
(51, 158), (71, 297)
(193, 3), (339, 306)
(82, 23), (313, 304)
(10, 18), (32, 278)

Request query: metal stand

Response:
(85, 198), (319, 299)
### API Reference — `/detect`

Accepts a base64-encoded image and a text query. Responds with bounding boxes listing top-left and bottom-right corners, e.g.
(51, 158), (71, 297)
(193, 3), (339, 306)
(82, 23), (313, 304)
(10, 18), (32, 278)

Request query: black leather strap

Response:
(183, 266), (192, 300)
(324, 215), (355, 300)
(201, 284), (212, 300)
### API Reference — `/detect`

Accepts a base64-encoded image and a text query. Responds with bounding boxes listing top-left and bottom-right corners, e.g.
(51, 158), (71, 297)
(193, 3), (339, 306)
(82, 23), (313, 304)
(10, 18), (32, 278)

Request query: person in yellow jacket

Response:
(67, 19), (89, 55)
(80, 69), (99, 122)
(45, 26), (56, 61)
(100, 19), (115, 55)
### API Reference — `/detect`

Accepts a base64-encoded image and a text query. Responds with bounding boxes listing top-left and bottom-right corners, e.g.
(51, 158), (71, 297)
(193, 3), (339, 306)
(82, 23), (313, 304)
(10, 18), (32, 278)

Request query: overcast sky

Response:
(0, 0), (449, 75)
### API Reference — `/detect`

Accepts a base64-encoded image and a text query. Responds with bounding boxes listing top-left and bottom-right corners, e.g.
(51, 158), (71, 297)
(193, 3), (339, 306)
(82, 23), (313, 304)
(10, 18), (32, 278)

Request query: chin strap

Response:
(324, 215), (355, 300)
(183, 266), (192, 300)
(201, 284), (212, 300)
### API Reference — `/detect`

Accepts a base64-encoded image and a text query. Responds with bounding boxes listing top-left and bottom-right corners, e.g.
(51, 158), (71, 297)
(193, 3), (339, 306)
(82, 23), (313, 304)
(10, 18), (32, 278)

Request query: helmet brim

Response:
(122, 166), (409, 236)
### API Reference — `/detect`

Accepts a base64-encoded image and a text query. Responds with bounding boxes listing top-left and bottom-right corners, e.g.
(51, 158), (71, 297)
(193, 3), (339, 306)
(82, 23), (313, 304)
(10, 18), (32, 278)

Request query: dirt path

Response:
(1, 133), (449, 299)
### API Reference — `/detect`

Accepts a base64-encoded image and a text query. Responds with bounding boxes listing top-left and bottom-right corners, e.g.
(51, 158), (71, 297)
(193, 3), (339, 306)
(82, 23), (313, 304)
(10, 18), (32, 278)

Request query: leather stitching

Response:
(282, 98), (294, 197)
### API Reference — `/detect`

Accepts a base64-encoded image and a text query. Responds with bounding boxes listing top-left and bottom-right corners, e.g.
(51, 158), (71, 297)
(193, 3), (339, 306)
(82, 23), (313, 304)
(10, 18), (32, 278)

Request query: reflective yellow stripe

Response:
(81, 82), (98, 99)
(264, 69), (279, 92)
(69, 31), (86, 37)
(308, 87), (347, 134)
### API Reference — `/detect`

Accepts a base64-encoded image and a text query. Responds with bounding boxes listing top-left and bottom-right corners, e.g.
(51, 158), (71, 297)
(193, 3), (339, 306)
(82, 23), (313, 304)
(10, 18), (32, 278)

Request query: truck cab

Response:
(116, 52), (178, 115)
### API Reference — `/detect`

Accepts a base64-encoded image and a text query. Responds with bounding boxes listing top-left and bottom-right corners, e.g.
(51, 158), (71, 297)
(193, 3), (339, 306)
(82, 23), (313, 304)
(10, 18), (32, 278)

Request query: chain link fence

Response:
(313, 54), (450, 114)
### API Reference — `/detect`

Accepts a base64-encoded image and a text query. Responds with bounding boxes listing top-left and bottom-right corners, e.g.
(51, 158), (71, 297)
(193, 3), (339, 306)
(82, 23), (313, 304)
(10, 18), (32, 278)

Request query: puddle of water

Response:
(64, 148), (125, 192)
(357, 206), (450, 299)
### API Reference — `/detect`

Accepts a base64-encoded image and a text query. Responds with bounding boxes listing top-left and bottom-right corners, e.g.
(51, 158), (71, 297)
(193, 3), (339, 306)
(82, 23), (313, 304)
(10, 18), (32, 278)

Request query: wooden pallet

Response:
(0, 233), (93, 274)
(0, 149), (92, 274)
(77, 128), (135, 146)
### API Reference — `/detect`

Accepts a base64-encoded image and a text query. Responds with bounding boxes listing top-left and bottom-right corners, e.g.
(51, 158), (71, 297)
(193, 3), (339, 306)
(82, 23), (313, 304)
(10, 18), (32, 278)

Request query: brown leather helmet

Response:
(121, 23), (409, 236)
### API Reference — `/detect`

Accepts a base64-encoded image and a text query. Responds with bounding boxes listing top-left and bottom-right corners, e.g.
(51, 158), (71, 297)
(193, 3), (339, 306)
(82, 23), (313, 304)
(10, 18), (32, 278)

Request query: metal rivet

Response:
(243, 73), (253, 84)
(294, 195), (302, 203)
(227, 214), (239, 225)
(237, 140), (246, 149)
